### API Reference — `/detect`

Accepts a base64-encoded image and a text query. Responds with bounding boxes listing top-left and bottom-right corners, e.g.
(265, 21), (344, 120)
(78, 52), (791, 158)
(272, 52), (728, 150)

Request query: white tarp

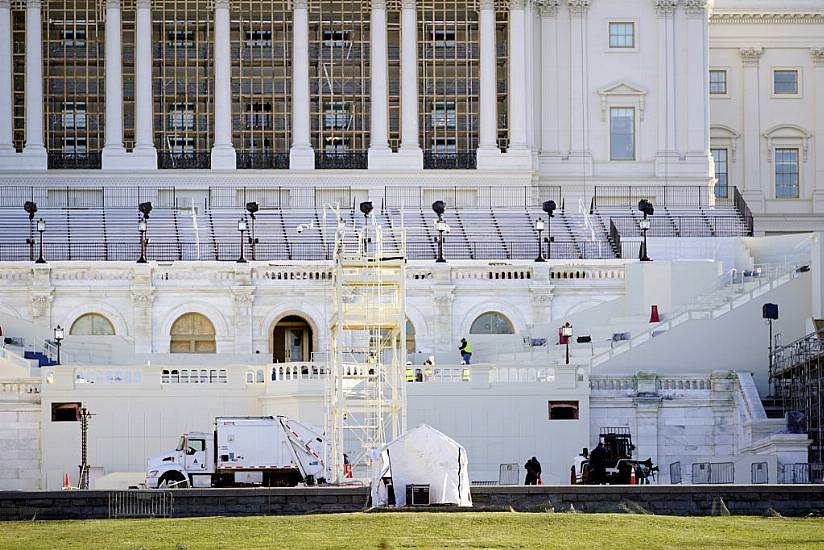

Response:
(370, 424), (472, 507)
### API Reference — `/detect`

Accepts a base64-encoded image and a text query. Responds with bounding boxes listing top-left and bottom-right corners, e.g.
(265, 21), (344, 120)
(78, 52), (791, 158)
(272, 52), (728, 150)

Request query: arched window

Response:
(69, 313), (115, 335)
(170, 313), (216, 354)
(470, 312), (514, 335)
(405, 319), (416, 355)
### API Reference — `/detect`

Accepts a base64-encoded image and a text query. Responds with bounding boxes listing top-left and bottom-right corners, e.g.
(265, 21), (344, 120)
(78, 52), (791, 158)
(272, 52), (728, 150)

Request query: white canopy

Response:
(370, 424), (472, 507)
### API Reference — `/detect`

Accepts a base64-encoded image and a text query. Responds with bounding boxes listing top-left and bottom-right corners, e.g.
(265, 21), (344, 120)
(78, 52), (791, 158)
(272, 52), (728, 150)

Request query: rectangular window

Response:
(548, 400), (579, 420)
(774, 70), (799, 95)
(62, 29), (86, 47)
(775, 148), (799, 198)
(62, 102), (86, 129)
(324, 137), (348, 154)
(246, 102), (272, 129)
(431, 137), (457, 155)
(711, 148), (728, 198)
(322, 30), (351, 48)
(62, 137), (87, 157)
(169, 103), (195, 130)
(52, 402), (82, 422)
(609, 22), (634, 48)
(168, 137), (195, 155)
(167, 30), (194, 48)
(244, 30), (272, 48)
(709, 70), (727, 95)
(609, 107), (635, 161)
(431, 101), (456, 129)
(324, 102), (350, 129)
(432, 29), (456, 48)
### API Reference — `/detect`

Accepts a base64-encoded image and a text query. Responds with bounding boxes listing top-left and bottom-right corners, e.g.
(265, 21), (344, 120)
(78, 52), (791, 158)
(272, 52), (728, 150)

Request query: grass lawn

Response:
(1, 512), (823, 550)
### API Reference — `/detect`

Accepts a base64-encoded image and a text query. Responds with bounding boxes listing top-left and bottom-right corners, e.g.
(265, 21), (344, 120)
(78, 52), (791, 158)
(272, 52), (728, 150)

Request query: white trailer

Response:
(146, 416), (328, 488)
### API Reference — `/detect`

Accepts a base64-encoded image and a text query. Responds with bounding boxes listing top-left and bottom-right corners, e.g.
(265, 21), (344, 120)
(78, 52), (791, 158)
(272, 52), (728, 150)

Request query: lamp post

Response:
(35, 218), (46, 264)
(137, 218), (148, 263)
(638, 199), (654, 262)
(245, 202), (259, 260)
(24, 201), (38, 261)
(562, 322), (573, 365)
(237, 218), (248, 263)
(542, 200), (556, 260)
(535, 218), (545, 262)
(432, 201), (449, 263)
(54, 325), (64, 365)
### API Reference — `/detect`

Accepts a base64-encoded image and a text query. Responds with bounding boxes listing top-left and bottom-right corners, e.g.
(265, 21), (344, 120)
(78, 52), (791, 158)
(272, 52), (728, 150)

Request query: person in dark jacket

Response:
(458, 338), (472, 364)
(524, 456), (542, 485)
(588, 442), (608, 484)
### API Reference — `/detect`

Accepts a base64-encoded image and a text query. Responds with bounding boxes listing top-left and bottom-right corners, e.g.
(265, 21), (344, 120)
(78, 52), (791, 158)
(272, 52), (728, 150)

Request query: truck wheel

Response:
(158, 472), (189, 489)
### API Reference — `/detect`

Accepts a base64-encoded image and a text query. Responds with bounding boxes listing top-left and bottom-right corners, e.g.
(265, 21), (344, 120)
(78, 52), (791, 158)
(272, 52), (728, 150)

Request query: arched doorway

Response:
(272, 315), (313, 363)
(170, 313), (216, 354)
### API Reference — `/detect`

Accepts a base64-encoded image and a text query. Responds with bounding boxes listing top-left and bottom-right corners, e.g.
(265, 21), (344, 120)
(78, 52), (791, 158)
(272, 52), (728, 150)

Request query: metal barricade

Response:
(781, 463), (824, 484)
(692, 462), (734, 484)
(108, 490), (173, 519)
(498, 463), (520, 486)
(669, 462), (682, 484)
(751, 462), (769, 484)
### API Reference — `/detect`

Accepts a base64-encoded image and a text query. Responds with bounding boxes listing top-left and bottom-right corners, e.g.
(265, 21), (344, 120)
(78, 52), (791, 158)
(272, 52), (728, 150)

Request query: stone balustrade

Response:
(590, 375), (712, 392)
(0, 379), (41, 401)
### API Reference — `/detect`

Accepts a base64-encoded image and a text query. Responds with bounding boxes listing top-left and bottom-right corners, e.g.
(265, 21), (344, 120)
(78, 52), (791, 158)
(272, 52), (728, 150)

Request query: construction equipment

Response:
(570, 427), (658, 485)
(145, 416), (327, 488)
(326, 208), (407, 482)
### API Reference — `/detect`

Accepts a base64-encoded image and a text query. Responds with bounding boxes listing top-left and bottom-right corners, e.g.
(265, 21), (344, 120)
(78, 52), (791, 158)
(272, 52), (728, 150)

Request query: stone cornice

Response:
(710, 12), (824, 25)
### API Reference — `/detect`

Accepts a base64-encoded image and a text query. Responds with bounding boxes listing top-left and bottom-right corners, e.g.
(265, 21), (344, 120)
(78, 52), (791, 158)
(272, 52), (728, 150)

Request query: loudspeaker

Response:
(762, 303), (779, 320)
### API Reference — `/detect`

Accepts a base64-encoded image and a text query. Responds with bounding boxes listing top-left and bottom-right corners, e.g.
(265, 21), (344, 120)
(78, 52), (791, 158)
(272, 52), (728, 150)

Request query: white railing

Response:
(591, 261), (804, 367)
(256, 268), (333, 283)
(267, 363), (326, 382)
(549, 265), (625, 280)
(452, 266), (534, 281)
(0, 379), (41, 400)
(75, 367), (145, 385)
(489, 366), (556, 383)
(589, 375), (712, 392)
(162, 368), (228, 384)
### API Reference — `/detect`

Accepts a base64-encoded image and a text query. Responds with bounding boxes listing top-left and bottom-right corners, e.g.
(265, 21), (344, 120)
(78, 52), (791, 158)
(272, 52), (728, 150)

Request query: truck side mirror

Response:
(186, 448), (195, 455)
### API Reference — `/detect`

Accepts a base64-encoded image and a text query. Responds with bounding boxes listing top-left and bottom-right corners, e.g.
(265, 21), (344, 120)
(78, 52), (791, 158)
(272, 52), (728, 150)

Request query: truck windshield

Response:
(176, 436), (186, 451)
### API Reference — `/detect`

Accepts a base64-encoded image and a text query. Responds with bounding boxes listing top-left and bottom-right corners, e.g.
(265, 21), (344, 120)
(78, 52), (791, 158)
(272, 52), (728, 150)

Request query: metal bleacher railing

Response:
(384, 185), (562, 209)
(0, 186), (178, 209)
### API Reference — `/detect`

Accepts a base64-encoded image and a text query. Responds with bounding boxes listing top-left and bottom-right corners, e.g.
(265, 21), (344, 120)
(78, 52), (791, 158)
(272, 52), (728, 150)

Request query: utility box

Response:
(406, 484), (430, 506)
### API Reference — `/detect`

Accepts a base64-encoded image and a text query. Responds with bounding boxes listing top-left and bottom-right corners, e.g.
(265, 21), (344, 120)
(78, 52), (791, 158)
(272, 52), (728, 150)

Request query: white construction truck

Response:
(145, 416), (328, 488)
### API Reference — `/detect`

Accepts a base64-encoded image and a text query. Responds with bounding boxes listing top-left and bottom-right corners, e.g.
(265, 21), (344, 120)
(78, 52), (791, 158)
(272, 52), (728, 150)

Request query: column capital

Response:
(811, 48), (824, 66)
(739, 47), (763, 66)
(105, 0), (120, 8)
(510, 0), (527, 10)
(26, 0), (41, 8)
(293, 0), (308, 9)
(567, 0), (590, 17)
(214, 0), (229, 9)
(136, 0), (151, 9)
(655, 0), (678, 17)
(372, 0), (386, 9)
(401, 0), (416, 8)
(535, 0), (560, 17)
(683, 0), (708, 17)
(479, 0), (495, 11)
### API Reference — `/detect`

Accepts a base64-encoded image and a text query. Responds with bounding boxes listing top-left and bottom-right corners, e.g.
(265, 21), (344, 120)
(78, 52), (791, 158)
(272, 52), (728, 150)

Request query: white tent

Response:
(370, 424), (472, 507)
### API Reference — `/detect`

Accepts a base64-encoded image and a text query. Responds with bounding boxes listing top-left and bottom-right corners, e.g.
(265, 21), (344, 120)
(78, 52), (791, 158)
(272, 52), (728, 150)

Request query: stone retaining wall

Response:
(1, 485), (823, 521)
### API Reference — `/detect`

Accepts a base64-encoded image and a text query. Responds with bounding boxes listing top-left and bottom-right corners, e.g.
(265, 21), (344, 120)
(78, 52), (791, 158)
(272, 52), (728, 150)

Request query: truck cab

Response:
(146, 431), (214, 489)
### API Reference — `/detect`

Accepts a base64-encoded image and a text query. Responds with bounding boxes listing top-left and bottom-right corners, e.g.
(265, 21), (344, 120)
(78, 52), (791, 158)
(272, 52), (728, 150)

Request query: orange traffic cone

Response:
(629, 467), (637, 485)
(63, 472), (70, 490)
(650, 305), (660, 323)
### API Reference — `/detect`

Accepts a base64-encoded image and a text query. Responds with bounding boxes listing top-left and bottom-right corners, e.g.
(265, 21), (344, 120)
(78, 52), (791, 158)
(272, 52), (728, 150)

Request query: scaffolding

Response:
(771, 327), (824, 463)
(326, 214), (407, 482)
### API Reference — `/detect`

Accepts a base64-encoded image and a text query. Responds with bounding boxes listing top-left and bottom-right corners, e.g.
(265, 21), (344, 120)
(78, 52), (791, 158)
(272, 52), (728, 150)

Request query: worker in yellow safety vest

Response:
(459, 338), (472, 364)
(405, 361), (414, 382)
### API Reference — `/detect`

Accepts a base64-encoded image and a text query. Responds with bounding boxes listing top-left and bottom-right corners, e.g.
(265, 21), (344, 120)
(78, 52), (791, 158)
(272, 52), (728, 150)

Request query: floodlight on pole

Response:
(432, 201), (448, 263)
(237, 218), (248, 263)
(24, 202), (38, 261)
(638, 199), (654, 262)
(246, 202), (259, 260)
(542, 200), (556, 260)
(35, 218), (46, 264)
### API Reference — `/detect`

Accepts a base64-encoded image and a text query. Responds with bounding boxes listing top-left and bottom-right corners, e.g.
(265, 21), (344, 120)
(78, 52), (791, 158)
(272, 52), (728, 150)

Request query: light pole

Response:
(638, 199), (654, 262)
(562, 322), (573, 365)
(542, 200), (556, 260)
(246, 202), (259, 260)
(54, 325), (64, 365)
(137, 217), (148, 263)
(535, 218), (545, 262)
(35, 218), (46, 264)
(237, 218), (248, 263)
(432, 201), (449, 263)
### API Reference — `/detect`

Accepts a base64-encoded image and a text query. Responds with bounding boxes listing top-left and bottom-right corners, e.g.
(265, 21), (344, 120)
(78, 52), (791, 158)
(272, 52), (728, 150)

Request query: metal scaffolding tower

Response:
(326, 214), (407, 482)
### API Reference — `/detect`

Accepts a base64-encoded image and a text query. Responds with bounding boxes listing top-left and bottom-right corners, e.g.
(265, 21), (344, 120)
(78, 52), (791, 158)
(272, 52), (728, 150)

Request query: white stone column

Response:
(684, 0), (711, 174)
(21, 0), (46, 168)
(812, 48), (824, 213)
(368, 0), (393, 169)
(210, 0), (236, 169)
(567, 0), (590, 166)
(398, 0), (422, 168)
(476, 0), (500, 168)
(654, 0), (678, 176)
(0, 0), (14, 159)
(740, 48), (763, 211)
(538, 1), (560, 159)
(290, 0), (314, 169)
(101, 0), (127, 168)
(505, 0), (530, 167)
(133, 0), (157, 168)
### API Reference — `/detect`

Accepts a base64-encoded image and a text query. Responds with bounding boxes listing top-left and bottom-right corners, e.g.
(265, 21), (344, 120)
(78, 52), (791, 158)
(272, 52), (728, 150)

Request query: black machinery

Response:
(571, 427), (658, 485)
